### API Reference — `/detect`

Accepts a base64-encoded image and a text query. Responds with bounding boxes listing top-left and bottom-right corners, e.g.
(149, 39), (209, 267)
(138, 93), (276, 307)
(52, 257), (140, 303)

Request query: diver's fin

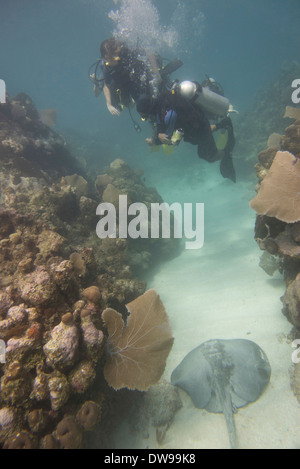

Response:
(150, 145), (160, 153)
(216, 129), (228, 151)
(162, 144), (175, 155)
(224, 118), (235, 153)
(220, 152), (236, 182)
(219, 116), (236, 182)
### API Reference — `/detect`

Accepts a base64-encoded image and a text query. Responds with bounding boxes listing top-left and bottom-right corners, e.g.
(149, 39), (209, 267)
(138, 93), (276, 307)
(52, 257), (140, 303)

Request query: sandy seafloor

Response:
(112, 148), (300, 450)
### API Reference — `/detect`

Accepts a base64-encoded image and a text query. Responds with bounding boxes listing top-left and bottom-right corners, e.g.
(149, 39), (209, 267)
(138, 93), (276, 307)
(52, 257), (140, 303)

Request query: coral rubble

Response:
(128, 379), (182, 443)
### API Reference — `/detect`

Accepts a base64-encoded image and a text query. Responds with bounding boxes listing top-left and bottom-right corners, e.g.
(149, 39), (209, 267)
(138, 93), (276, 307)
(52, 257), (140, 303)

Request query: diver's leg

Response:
(219, 117), (236, 182)
(198, 145), (224, 162)
(197, 116), (236, 182)
(220, 117), (235, 153)
(197, 122), (220, 162)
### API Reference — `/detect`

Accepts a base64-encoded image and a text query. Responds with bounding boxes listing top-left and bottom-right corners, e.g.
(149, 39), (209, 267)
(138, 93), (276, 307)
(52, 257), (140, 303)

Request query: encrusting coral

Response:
(43, 319), (79, 370)
(76, 400), (102, 431)
(54, 416), (83, 449)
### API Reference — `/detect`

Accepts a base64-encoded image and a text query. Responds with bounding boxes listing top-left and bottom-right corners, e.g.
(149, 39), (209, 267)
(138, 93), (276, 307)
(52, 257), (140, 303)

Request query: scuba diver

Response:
(136, 79), (237, 183)
(90, 37), (163, 116)
(89, 39), (236, 181)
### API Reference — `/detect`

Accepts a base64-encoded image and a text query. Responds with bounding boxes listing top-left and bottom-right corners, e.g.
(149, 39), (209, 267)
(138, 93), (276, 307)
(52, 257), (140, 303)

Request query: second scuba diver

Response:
(90, 38), (236, 182)
(136, 82), (236, 183)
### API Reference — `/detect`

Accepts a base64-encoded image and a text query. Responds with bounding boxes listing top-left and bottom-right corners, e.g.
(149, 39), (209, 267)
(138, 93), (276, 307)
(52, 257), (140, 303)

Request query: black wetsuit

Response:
(102, 48), (157, 109)
(152, 92), (218, 161)
(149, 92), (236, 182)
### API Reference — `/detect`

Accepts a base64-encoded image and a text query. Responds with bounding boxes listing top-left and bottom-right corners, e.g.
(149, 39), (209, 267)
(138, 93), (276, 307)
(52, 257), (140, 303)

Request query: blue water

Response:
(1, 0), (299, 133)
(2, 0), (300, 449)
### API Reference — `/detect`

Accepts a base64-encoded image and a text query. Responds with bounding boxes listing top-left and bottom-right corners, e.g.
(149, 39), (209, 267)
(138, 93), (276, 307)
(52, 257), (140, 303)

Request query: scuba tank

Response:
(177, 80), (230, 117)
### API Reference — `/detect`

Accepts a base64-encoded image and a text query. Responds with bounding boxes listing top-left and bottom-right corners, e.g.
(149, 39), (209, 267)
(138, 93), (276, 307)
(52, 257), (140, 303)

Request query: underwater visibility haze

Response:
(0, 0), (300, 450)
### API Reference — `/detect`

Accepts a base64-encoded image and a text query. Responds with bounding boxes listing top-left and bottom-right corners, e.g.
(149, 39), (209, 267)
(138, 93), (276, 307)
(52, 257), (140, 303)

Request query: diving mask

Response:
(105, 55), (121, 67)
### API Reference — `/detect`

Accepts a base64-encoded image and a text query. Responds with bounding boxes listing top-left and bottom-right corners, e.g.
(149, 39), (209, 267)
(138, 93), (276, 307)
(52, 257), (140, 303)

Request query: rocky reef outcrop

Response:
(0, 93), (83, 181)
(0, 92), (180, 448)
(249, 93), (300, 404)
(235, 61), (300, 178)
(250, 114), (300, 313)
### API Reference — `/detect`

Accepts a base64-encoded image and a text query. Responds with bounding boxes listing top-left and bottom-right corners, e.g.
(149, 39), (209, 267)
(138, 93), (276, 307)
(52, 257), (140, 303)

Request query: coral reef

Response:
(144, 380), (181, 431)
(290, 361), (300, 404)
(128, 379), (182, 444)
(0, 92), (179, 448)
(54, 416), (83, 449)
(249, 90), (300, 404)
(251, 117), (300, 320)
(235, 61), (300, 178)
(76, 400), (102, 431)
(250, 150), (300, 223)
(0, 93), (83, 181)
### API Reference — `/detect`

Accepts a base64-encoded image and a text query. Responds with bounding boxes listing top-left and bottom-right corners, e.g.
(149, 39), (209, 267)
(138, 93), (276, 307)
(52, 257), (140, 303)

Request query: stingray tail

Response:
(224, 392), (237, 449)
(216, 383), (237, 449)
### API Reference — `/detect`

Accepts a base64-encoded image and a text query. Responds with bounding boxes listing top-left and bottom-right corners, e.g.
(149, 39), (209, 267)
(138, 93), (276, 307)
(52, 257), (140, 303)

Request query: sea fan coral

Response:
(250, 151), (300, 223)
(284, 106), (300, 120)
(102, 289), (173, 391)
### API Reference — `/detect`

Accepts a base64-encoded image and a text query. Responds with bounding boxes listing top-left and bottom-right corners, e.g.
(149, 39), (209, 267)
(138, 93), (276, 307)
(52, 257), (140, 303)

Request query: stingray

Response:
(171, 338), (271, 449)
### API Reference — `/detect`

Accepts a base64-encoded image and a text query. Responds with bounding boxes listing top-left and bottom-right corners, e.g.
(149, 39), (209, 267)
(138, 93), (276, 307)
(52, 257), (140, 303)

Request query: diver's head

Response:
(100, 37), (123, 67)
(136, 94), (157, 120)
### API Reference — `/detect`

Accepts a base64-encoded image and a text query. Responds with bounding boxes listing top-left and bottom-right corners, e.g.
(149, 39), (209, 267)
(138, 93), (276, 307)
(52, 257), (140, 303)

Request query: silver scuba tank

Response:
(178, 80), (230, 117)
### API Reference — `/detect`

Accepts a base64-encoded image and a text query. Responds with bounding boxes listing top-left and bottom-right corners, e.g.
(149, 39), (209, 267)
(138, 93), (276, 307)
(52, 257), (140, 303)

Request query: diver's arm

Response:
(158, 133), (171, 144)
(103, 84), (120, 116)
(146, 133), (172, 145)
(148, 111), (175, 145)
(145, 121), (161, 146)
